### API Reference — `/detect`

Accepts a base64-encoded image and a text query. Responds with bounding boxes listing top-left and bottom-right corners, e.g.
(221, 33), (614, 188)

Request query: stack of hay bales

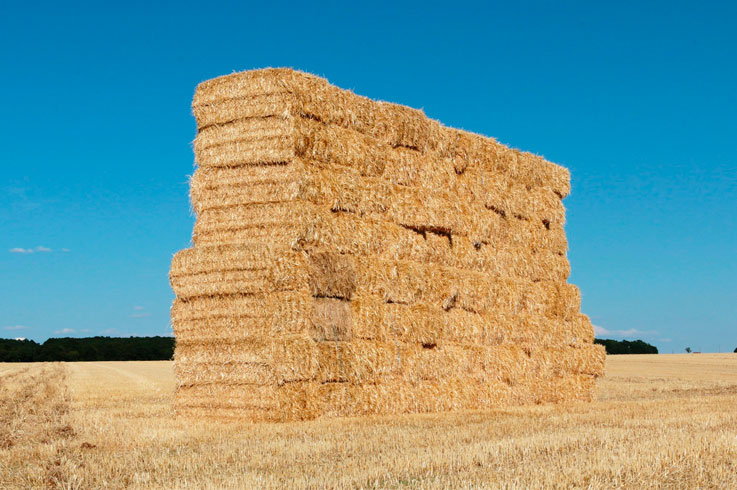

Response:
(170, 68), (605, 422)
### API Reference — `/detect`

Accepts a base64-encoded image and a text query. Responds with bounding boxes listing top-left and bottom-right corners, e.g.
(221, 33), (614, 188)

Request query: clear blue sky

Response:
(1, 1), (735, 353)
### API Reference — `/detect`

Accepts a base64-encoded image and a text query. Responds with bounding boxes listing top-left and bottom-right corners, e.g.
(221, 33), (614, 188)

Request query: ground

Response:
(1, 354), (736, 489)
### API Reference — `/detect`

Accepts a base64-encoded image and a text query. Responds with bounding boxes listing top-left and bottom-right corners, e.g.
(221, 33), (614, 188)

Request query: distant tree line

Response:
(7, 336), (730, 361)
(594, 338), (658, 355)
(0, 336), (174, 362)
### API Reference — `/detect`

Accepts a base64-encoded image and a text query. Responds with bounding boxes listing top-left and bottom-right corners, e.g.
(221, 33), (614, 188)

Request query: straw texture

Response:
(171, 68), (604, 422)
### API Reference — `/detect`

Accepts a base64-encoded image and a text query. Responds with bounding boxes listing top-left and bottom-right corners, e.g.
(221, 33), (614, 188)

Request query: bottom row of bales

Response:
(174, 371), (599, 422)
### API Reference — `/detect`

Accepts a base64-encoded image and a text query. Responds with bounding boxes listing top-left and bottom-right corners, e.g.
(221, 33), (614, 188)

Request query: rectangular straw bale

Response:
(175, 335), (319, 384)
(506, 184), (566, 226)
(192, 93), (294, 131)
(169, 266), (307, 300)
(174, 360), (275, 386)
(173, 405), (278, 422)
(171, 295), (357, 343)
(191, 224), (298, 247)
(194, 131), (294, 167)
(192, 116), (294, 168)
(374, 146), (424, 186)
(401, 343), (531, 384)
(174, 337), (278, 364)
(314, 341), (400, 383)
(572, 313), (596, 344)
(449, 238), (569, 281)
(174, 383), (280, 410)
(534, 344), (607, 378)
(516, 374), (598, 405)
(191, 179), (303, 212)
(170, 244), (290, 276)
(330, 202), (568, 257)
(170, 291), (312, 322)
(191, 201), (315, 229)
(192, 69), (292, 104)
(190, 163), (301, 192)
(169, 269), (293, 299)
(172, 248), (362, 302)
(530, 220), (568, 254)
(307, 251), (357, 299)
(293, 117), (390, 177)
(172, 315), (310, 343)
(193, 116), (293, 154)
(517, 152), (571, 199)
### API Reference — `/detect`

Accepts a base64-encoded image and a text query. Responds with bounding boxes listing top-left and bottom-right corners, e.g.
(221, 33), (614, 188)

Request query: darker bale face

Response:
(308, 251), (356, 300)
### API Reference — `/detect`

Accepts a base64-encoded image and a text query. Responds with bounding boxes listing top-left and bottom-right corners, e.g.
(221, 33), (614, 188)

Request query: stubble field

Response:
(1, 354), (736, 489)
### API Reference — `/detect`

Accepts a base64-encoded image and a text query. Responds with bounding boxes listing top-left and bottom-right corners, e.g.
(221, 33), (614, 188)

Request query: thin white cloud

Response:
(100, 328), (118, 335)
(54, 328), (76, 335)
(9, 246), (63, 254)
(594, 325), (659, 338)
(3, 325), (28, 331)
(14, 337), (27, 341)
(5, 184), (43, 211)
(9, 248), (33, 254)
(592, 325), (608, 336)
(130, 305), (150, 318)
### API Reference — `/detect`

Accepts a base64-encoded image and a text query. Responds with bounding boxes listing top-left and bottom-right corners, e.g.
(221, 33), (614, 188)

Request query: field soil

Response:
(1, 354), (736, 489)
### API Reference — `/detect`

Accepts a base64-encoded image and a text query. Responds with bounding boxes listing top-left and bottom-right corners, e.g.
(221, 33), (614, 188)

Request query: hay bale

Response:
(170, 68), (604, 422)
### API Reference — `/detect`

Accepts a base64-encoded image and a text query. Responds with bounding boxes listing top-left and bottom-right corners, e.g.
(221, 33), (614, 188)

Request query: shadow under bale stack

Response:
(170, 68), (605, 422)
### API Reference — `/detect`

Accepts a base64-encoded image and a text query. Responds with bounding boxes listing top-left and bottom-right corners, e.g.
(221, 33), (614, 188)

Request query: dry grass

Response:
(1, 354), (736, 489)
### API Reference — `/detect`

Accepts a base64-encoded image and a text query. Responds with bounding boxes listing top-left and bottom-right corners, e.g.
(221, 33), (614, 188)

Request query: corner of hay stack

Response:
(171, 67), (604, 422)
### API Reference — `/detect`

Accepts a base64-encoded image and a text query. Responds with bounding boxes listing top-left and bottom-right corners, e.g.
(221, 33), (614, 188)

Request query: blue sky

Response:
(1, 1), (735, 353)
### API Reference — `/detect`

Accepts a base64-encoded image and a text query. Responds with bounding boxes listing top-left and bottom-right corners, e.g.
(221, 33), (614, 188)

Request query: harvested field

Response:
(1, 355), (736, 488)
